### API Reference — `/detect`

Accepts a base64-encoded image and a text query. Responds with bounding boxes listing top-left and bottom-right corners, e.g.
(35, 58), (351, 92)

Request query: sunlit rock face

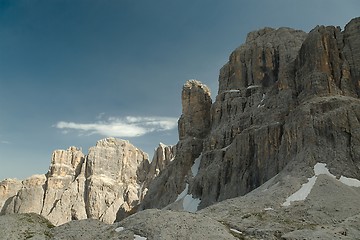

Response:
(0, 138), (152, 225)
(1, 17), (360, 232)
(85, 138), (149, 223)
(0, 178), (22, 214)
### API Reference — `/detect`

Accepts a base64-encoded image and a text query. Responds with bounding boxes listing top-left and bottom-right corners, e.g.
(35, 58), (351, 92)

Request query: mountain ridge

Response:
(1, 17), (360, 239)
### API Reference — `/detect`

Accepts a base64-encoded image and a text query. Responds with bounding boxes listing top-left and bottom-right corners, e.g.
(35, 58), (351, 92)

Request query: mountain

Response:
(141, 16), (360, 211)
(0, 138), (174, 225)
(1, 17), (360, 239)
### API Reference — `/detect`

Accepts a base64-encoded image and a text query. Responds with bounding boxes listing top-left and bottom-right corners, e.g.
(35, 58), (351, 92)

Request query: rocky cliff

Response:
(1, 17), (360, 239)
(141, 17), (360, 212)
(0, 138), (175, 225)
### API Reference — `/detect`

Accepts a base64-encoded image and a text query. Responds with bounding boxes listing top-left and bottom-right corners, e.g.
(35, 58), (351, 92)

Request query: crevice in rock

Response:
(40, 176), (49, 215)
(83, 156), (91, 219)
(47, 199), (60, 216)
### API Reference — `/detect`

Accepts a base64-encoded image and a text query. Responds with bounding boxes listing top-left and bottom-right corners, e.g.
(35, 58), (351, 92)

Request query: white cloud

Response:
(55, 116), (178, 138)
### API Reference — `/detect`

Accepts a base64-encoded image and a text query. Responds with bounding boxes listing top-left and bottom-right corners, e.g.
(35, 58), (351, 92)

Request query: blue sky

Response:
(0, 0), (359, 180)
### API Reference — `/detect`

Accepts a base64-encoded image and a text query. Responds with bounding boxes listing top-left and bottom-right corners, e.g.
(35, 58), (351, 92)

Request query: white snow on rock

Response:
(282, 176), (317, 207)
(313, 163), (334, 176)
(224, 89), (240, 93)
(221, 144), (231, 151)
(175, 184), (189, 202)
(175, 183), (201, 213)
(191, 156), (201, 177)
(257, 94), (266, 108)
(230, 228), (243, 234)
(134, 234), (147, 240)
(247, 85), (261, 89)
(339, 176), (360, 187)
(183, 194), (201, 213)
(115, 226), (125, 232)
(283, 162), (360, 207)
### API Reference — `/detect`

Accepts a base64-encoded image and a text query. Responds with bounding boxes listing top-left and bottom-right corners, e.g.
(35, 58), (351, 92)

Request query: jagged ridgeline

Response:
(1, 17), (360, 239)
(0, 138), (175, 225)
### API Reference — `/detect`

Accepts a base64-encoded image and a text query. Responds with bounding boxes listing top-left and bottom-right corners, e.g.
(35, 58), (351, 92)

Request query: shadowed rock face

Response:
(140, 80), (212, 210)
(178, 79), (212, 140)
(141, 17), (360, 211)
(1, 17), (360, 231)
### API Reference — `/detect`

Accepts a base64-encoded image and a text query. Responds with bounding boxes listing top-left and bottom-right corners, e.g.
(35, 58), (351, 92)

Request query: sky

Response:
(0, 0), (359, 180)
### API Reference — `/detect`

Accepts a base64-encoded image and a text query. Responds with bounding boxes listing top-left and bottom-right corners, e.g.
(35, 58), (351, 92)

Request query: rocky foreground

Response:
(1, 17), (360, 239)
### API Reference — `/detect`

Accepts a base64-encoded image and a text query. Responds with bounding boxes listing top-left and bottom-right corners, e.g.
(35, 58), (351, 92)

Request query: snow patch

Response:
(175, 183), (201, 212)
(282, 176), (317, 207)
(313, 163), (334, 176)
(257, 93), (266, 108)
(224, 89), (240, 93)
(134, 234), (147, 240)
(221, 145), (231, 151)
(183, 194), (201, 213)
(191, 156), (201, 177)
(115, 226), (124, 232)
(283, 162), (360, 207)
(176, 184), (189, 202)
(230, 228), (243, 234)
(264, 207), (274, 211)
(247, 85), (261, 89)
(339, 176), (360, 187)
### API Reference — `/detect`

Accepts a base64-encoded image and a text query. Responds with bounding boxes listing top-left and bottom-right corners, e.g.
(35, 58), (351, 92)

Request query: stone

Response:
(178, 79), (212, 140)
(41, 147), (86, 225)
(11, 175), (47, 214)
(140, 80), (211, 210)
(0, 138), (151, 226)
(2, 18), (360, 237)
(85, 138), (150, 223)
(139, 143), (176, 201)
(140, 17), (360, 213)
(116, 209), (237, 240)
(0, 213), (54, 240)
(0, 178), (22, 214)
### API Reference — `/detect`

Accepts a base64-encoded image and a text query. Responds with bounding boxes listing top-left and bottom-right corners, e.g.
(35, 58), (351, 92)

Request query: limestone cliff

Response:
(140, 80), (212, 210)
(0, 138), (154, 225)
(1, 18), (360, 234)
(141, 17), (360, 211)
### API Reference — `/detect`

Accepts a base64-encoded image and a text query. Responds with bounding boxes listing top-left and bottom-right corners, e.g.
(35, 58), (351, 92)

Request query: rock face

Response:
(41, 147), (86, 224)
(199, 162), (360, 239)
(0, 138), (153, 225)
(1, 17), (360, 238)
(85, 138), (149, 223)
(140, 80), (211, 210)
(0, 178), (22, 214)
(178, 79), (212, 140)
(141, 17), (360, 213)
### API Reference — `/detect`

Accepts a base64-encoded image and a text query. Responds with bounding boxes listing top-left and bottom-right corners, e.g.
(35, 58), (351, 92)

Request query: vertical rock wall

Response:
(0, 138), (152, 225)
(141, 17), (360, 211)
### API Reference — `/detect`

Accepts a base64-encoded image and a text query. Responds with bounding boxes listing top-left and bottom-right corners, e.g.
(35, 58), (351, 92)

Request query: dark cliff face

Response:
(141, 17), (360, 210)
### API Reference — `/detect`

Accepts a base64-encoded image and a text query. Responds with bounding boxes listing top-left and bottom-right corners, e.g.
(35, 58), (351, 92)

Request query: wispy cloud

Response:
(55, 116), (178, 138)
(1, 140), (10, 144)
